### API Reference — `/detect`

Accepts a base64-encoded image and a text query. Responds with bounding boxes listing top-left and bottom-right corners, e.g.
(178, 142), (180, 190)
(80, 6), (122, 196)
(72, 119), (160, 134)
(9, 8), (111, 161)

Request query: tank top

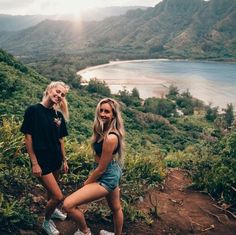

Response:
(93, 132), (120, 157)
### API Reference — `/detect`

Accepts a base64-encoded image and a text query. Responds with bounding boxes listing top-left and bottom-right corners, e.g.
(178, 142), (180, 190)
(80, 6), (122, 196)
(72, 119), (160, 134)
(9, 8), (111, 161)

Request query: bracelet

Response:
(62, 157), (68, 162)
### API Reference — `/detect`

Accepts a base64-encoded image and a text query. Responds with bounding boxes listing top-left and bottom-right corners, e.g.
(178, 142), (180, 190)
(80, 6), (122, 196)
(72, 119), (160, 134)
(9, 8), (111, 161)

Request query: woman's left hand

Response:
(62, 160), (69, 173)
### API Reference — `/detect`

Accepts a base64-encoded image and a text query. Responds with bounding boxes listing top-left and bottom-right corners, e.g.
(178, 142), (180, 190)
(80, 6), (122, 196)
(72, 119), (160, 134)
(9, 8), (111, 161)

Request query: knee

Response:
(62, 198), (74, 214)
(110, 204), (122, 214)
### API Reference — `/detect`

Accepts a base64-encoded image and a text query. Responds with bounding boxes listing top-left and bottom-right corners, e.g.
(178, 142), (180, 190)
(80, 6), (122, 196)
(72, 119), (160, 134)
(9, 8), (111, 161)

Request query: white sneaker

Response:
(51, 208), (67, 220)
(49, 219), (56, 227)
(74, 227), (92, 235)
(99, 230), (114, 235)
(42, 219), (60, 235)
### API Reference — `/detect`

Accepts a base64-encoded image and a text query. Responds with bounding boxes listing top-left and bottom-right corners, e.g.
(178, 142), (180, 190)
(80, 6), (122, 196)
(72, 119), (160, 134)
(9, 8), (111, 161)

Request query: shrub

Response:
(87, 78), (111, 96)
(205, 105), (218, 122)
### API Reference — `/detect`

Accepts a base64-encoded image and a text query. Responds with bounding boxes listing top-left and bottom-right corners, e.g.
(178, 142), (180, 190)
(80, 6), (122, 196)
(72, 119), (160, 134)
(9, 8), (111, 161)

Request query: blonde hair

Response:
(42, 81), (70, 121)
(92, 98), (125, 164)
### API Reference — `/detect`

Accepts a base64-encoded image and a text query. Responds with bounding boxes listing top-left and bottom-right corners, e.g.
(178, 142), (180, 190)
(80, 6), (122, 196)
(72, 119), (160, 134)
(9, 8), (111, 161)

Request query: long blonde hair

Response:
(42, 81), (70, 121)
(92, 98), (125, 163)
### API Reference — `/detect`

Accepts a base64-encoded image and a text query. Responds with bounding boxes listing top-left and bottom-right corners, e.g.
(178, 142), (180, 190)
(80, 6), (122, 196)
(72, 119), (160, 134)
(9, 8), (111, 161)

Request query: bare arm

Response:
(59, 138), (69, 173)
(84, 134), (118, 185)
(24, 134), (42, 177)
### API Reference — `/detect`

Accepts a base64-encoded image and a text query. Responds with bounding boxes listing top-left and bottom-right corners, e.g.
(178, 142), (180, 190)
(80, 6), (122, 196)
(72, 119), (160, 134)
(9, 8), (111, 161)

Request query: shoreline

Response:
(77, 58), (173, 76)
(77, 58), (236, 76)
(77, 59), (236, 110)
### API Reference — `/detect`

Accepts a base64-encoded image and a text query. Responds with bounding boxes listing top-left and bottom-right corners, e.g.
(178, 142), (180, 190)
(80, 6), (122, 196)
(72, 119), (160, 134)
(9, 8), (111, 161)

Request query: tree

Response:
(166, 84), (179, 100)
(156, 99), (176, 117)
(118, 88), (133, 106)
(176, 96), (194, 115)
(144, 97), (159, 114)
(223, 103), (234, 128)
(87, 78), (111, 96)
(181, 89), (192, 98)
(118, 87), (141, 107)
(131, 87), (140, 99)
(205, 105), (218, 122)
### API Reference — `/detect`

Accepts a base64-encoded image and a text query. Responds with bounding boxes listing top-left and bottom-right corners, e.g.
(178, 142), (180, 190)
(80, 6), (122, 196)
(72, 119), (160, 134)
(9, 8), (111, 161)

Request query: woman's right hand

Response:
(32, 163), (42, 177)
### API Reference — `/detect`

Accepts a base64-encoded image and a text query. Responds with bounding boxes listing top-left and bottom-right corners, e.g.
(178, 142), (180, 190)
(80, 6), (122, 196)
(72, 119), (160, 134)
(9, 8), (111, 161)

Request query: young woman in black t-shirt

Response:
(63, 98), (125, 235)
(21, 81), (70, 235)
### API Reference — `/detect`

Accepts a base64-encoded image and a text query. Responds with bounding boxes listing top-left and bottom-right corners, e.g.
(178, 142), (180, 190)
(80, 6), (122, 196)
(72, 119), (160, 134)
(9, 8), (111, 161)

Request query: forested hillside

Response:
(0, 0), (235, 60)
(1, 48), (236, 234)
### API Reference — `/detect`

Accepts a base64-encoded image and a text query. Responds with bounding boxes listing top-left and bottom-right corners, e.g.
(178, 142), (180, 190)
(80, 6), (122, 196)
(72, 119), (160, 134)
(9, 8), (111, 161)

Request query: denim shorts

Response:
(95, 160), (122, 192)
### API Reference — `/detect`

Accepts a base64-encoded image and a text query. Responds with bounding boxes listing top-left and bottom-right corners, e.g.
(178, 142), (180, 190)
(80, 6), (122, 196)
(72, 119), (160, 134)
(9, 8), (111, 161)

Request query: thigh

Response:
(106, 186), (121, 211)
(39, 173), (63, 199)
(64, 183), (109, 209)
(46, 169), (61, 199)
(52, 168), (61, 181)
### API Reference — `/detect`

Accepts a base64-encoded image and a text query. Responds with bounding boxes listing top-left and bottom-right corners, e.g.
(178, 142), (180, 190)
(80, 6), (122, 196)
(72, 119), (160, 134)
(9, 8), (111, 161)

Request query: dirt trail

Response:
(126, 169), (236, 235)
(23, 169), (236, 235)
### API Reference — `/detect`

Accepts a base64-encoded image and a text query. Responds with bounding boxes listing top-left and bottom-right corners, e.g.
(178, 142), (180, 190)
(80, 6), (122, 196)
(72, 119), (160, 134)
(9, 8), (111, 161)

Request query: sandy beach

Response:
(77, 59), (236, 109)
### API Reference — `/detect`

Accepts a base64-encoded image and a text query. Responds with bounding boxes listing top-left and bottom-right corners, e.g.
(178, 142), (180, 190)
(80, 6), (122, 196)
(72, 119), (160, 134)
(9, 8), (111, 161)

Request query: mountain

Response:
(0, 14), (47, 31)
(75, 6), (148, 22)
(0, 6), (147, 32)
(0, 0), (235, 59)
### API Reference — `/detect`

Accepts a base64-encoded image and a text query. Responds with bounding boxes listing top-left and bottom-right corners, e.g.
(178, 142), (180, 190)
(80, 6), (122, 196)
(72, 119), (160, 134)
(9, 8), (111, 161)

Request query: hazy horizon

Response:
(0, 0), (161, 15)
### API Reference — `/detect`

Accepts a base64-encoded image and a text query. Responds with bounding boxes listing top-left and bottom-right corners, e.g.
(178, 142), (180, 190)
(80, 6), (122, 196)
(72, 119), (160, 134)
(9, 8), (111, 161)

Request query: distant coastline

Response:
(77, 59), (172, 77)
(77, 58), (235, 78)
(77, 59), (236, 109)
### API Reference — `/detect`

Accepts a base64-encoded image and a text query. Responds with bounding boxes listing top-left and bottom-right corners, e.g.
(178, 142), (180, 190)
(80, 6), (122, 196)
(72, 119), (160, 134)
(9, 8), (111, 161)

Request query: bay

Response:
(78, 60), (236, 109)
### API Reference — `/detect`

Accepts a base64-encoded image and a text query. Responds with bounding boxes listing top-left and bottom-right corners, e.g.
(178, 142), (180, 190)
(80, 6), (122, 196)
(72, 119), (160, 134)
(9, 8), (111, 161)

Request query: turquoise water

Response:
(78, 60), (236, 109)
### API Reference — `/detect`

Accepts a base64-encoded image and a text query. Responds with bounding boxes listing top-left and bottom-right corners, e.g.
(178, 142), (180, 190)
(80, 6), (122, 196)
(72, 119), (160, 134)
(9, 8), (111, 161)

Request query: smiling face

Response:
(99, 102), (114, 126)
(48, 84), (67, 105)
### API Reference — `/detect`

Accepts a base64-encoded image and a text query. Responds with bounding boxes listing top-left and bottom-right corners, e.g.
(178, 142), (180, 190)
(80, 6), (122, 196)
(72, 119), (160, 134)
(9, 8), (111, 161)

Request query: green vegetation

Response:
(87, 78), (111, 97)
(118, 87), (141, 107)
(1, 0), (235, 64)
(0, 118), (37, 233)
(0, 47), (235, 233)
(144, 97), (176, 118)
(165, 128), (236, 203)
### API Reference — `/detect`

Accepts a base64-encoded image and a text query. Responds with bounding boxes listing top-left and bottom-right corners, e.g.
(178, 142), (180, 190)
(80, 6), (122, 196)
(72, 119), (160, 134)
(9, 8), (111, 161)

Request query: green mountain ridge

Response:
(0, 7), (147, 31)
(0, 0), (235, 59)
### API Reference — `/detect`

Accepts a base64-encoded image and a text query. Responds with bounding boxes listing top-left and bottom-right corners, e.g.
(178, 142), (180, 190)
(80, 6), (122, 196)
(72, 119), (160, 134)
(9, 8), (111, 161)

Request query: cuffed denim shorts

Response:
(95, 160), (122, 192)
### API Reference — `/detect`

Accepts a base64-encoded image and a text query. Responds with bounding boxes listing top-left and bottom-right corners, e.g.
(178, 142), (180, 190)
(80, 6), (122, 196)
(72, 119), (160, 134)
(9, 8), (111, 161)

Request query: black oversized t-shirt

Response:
(20, 103), (68, 153)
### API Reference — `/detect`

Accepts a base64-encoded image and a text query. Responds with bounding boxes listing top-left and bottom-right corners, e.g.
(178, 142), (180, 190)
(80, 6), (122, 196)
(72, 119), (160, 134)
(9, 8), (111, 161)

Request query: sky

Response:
(0, 0), (162, 15)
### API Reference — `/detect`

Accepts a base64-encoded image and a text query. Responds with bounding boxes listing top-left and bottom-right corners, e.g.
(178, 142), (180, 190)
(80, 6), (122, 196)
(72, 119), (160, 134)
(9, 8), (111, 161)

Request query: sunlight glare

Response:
(58, 0), (97, 16)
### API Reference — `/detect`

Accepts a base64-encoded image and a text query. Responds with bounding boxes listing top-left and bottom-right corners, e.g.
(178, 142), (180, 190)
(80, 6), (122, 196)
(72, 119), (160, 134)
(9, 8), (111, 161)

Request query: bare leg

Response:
(63, 183), (109, 234)
(46, 169), (61, 201)
(39, 172), (64, 220)
(106, 187), (123, 235)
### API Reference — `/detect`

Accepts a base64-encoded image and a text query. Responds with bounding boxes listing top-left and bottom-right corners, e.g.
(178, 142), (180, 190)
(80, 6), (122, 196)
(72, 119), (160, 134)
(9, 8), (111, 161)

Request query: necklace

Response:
(54, 110), (61, 127)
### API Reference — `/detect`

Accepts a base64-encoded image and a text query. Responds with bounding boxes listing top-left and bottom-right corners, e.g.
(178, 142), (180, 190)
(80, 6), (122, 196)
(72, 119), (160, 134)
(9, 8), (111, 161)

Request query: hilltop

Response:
(0, 48), (235, 234)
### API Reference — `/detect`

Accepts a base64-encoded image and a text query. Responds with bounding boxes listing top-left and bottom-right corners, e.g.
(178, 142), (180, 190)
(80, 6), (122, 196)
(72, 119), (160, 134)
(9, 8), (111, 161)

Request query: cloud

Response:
(0, 0), (36, 14)
(0, 0), (34, 10)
